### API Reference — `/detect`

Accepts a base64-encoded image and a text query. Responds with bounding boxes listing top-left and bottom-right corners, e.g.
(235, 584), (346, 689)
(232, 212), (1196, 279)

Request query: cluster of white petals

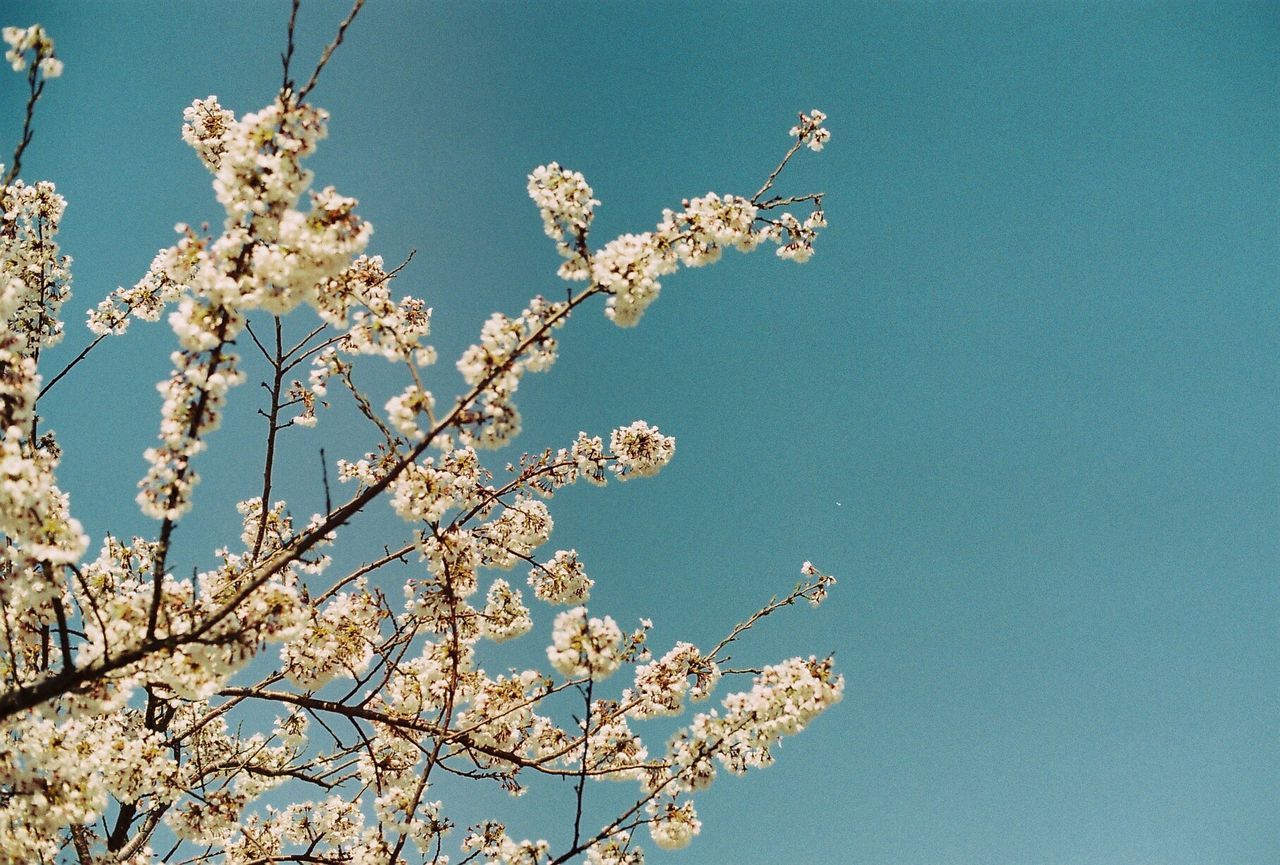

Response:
(2, 180), (72, 348)
(609, 420), (676, 480)
(462, 822), (551, 865)
(87, 224), (204, 335)
(625, 641), (719, 719)
(527, 162), (599, 280)
(479, 578), (533, 641)
(0, 713), (171, 862)
(528, 548), (593, 604)
(772, 209), (827, 263)
(526, 160), (828, 326)
(547, 606), (625, 680)
(457, 670), (543, 758)
(579, 706), (648, 781)
(0, 432), (85, 564)
(0, 178), (86, 570)
(647, 799), (701, 850)
(386, 383), (435, 439)
(181, 95), (235, 172)
(477, 495), (553, 569)
(3, 24), (60, 77)
(589, 231), (675, 327)
(228, 794), (368, 863)
(387, 638), (476, 716)
(790, 108), (831, 152)
(319, 255), (436, 365)
(714, 655), (845, 766)
(281, 581), (382, 690)
(136, 304), (245, 519)
(662, 655), (844, 794)
(586, 833), (645, 865)
(455, 294), (569, 447)
(386, 446), (486, 523)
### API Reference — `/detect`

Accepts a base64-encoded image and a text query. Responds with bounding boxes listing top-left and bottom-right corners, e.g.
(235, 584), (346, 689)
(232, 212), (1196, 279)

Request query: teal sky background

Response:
(2, 2), (1276, 864)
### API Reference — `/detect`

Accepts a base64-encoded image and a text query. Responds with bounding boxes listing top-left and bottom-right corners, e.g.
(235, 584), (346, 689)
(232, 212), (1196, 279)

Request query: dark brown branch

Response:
(4, 61), (42, 186)
(319, 448), (332, 515)
(296, 0), (366, 102)
(572, 678), (594, 850)
(38, 332), (108, 398)
(281, 0), (301, 93)
(250, 316), (286, 561)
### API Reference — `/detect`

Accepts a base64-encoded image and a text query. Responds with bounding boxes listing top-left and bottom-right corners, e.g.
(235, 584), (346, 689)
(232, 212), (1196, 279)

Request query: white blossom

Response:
(528, 548), (593, 604)
(547, 607), (625, 680)
(609, 420), (676, 480)
(3, 25), (58, 76)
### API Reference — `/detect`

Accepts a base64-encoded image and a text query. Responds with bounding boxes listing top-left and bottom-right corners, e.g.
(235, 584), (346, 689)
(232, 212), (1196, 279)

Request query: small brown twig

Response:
(296, 0), (366, 103)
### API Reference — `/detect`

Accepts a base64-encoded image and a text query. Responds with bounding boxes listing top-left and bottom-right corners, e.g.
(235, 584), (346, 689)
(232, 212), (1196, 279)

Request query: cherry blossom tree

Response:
(0, 6), (840, 864)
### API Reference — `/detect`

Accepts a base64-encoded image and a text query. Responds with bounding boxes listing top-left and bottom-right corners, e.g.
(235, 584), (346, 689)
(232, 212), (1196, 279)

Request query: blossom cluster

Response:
(608, 421), (676, 480)
(527, 162), (600, 280)
(547, 606), (625, 680)
(87, 224), (205, 335)
(0, 177), (86, 576)
(790, 108), (831, 152)
(526, 156), (828, 328)
(116, 89), (376, 519)
(454, 294), (570, 447)
(0, 180), (72, 348)
(325, 256), (434, 365)
(135, 303), (244, 519)
(281, 580), (382, 690)
(2, 24), (61, 77)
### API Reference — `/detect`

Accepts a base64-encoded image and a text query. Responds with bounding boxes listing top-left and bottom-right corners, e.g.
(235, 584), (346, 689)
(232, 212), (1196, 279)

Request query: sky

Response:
(1, 2), (1276, 864)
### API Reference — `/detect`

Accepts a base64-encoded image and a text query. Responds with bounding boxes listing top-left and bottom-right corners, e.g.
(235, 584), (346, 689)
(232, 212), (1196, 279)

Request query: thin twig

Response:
(752, 136), (806, 204)
(38, 332), (108, 398)
(572, 678), (594, 850)
(250, 317), (286, 561)
(297, 0), (366, 102)
(281, 0), (301, 93)
(320, 447), (332, 514)
(4, 61), (42, 186)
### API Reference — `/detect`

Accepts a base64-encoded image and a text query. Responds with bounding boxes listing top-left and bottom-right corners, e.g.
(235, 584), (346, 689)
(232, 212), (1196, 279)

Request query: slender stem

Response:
(752, 136), (806, 204)
(706, 573), (833, 662)
(250, 316), (286, 561)
(572, 678), (594, 850)
(48, 588), (73, 673)
(37, 332), (108, 398)
(281, 0), (301, 92)
(4, 61), (42, 186)
(319, 447), (332, 514)
(296, 0), (366, 102)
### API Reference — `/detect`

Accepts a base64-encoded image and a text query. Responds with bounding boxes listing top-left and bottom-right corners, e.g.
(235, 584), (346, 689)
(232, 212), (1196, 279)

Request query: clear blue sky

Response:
(3, 2), (1276, 864)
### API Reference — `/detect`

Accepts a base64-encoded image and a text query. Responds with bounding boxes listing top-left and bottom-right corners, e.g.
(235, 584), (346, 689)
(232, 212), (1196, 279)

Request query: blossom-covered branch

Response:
(0, 7), (842, 865)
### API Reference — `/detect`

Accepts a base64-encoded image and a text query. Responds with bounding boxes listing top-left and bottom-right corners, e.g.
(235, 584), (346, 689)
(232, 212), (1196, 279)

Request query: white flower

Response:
(547, 607), (624, 680)
(386, 384), (435, 439)
(789, 108), (830, 152)
(648, 800), (701, 850)
(610, 420), (676, 480)
(3, 24), (58, 76)
(479, 579), (533, 642)
(528, 549), (593, 604)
